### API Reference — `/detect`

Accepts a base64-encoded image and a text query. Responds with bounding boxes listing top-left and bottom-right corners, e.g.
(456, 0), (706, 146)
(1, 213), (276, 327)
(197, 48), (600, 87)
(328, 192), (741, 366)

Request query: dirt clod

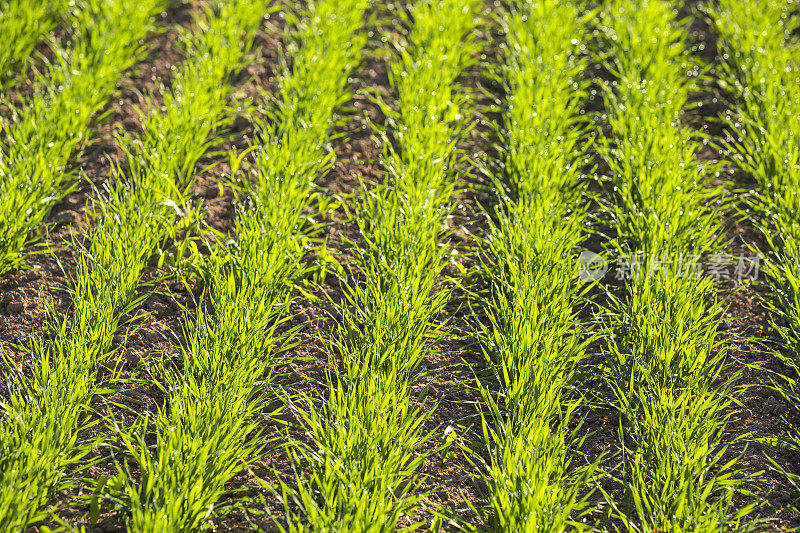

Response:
(5, 301), (24, 314)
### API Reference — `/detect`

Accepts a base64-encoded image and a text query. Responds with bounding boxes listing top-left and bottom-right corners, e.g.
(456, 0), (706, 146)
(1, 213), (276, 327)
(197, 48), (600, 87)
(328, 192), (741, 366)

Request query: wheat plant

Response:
(470, 0), (600, 530)
(282, 0), (482, 529)
(596, 0), (755, 529)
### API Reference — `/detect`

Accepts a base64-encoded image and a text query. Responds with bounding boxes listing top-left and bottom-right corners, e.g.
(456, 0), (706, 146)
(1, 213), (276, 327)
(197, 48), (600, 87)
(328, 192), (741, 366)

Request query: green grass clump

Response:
(0, 0), (163, 277)
(70, 0), (265, 372)
(284, 0), (481, 529)
(0, 0), (168, 529)
(0, 0), (69, 88)
(108, 0), (370, 530)
(0, 1), (266, 529)
(713, 0), (800, 483)
(597, 0), (754, 530)
(471, 1), (598, 530)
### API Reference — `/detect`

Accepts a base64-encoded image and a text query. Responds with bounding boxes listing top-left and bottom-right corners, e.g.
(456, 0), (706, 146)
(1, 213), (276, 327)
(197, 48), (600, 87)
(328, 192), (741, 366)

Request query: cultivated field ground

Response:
(1, 0), (799, 531)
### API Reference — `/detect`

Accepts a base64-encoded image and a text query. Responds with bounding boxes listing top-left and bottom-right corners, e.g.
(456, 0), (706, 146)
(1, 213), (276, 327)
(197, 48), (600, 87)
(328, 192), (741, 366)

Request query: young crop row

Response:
(282, 0), (481, 528)
(597, 0), (752, 529)
(0, 0), (168, 528)
(0, 0), (165, 278)
(0, 0), (266, 529)
(713, 0), (800, 491)
(109, 0), (371, 529)
(471, 0), (597, 529)
(0, 0), (69, 88)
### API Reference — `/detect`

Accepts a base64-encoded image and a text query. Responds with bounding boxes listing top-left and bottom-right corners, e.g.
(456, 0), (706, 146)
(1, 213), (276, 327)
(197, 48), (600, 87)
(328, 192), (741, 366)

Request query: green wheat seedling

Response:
(0, 0), (168, 529)
(596, 0), (755, 530)
(73, 0), (267, 362)
(115, 207), (305, 531)
(0, 0), (69, 88)
(0, 0), (164, 278)
(597, 0), (723, 260)
(105, 0), (371, 530)
(283, 0), (481, 529)
(0, 1), (267, 529)
(469, 1), (600, 530)
(712, 0), (800, 482)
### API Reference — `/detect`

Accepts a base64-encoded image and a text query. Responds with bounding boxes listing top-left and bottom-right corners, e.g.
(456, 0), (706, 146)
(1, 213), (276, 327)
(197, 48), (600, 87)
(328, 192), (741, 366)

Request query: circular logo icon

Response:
(578, 251), (608, 282)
